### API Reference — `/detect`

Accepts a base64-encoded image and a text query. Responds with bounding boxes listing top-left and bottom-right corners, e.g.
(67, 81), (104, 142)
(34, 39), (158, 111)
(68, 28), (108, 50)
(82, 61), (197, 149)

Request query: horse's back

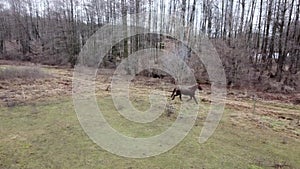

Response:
(180, 88), (194, 95)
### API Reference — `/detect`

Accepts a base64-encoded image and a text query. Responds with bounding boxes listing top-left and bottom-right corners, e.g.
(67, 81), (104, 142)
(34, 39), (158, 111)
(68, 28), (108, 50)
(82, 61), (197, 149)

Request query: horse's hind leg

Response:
(172, 95), (176, 100)
(193, 96), (198, 104)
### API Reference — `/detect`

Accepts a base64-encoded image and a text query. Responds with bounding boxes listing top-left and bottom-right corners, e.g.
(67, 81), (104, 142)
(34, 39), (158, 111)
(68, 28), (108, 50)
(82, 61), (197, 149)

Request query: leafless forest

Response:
(0, 0), (299, 92)
(1, 1), (300, 168)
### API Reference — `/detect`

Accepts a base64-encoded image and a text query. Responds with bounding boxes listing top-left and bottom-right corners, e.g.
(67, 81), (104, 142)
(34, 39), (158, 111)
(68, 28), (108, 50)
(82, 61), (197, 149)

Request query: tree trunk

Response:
(247, 0), (256, 43)
(239, 0), (245, 34)
(135, 0), (140, 52)
(228, 0), (234, 44)
(292, 1), (300, 73)
(0, 40), (4, 54)
(207, 1), (212, 38)
(181, 0), (187, 38)
(285, 0), (294, 73)
(256, 0), (263, 51)
(221, 0), (225, 38)
(268, 0), (279, 71)
(276, 0), (287, 81)
(223, 0), (229, 39)
(262, 0), (274, 62)
(121, 0), (128, 58)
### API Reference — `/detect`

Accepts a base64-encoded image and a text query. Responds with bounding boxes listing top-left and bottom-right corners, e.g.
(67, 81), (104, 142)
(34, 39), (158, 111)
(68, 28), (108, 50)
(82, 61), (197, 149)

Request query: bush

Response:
(0, 67), (49, 80)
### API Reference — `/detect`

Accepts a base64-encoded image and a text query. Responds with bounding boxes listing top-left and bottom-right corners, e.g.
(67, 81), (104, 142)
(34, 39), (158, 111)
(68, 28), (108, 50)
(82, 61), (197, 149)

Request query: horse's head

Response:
(189, 84), (203, 91)
(197, 84), (203, 90)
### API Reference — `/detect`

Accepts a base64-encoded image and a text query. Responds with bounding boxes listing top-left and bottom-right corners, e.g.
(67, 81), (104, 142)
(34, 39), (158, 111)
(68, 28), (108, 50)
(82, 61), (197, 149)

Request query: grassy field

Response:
(0, 94), (299, 169)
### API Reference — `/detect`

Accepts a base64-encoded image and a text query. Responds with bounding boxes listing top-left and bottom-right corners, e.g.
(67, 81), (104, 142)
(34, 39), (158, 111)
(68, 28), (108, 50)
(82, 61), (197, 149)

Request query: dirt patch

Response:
(223, 96), (300, 139)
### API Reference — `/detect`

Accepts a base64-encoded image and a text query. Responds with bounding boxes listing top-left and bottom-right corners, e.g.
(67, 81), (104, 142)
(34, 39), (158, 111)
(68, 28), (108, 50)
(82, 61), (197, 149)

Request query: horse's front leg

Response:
(171, 89), (179, 100)
(171, 89), (176, 98)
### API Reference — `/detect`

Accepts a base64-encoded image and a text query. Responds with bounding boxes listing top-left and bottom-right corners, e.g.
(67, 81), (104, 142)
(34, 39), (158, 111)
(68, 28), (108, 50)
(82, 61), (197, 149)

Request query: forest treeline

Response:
(0, 0), (299, 92)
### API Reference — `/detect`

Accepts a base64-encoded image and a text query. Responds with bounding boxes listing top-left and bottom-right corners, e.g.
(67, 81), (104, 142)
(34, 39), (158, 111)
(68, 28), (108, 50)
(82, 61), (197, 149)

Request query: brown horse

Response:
(171, 84), (202, 104)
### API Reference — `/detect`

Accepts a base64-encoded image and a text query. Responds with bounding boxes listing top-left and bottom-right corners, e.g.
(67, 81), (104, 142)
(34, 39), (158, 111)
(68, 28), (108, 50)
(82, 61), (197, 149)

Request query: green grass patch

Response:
(0, 96), (299, 168)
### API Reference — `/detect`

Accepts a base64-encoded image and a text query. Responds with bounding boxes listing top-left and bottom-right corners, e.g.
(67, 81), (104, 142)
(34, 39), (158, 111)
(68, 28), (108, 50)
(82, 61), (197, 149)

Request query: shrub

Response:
(0, 67), (49, 80)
